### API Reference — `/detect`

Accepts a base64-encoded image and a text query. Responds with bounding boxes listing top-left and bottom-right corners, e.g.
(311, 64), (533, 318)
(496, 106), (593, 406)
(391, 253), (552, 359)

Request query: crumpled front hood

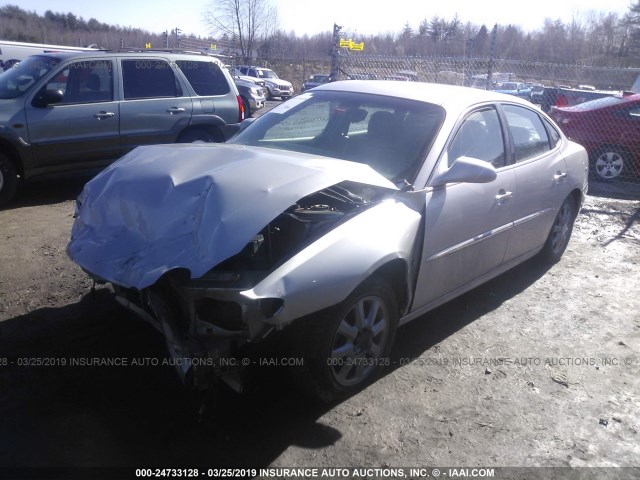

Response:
(68, 143), (396, 290)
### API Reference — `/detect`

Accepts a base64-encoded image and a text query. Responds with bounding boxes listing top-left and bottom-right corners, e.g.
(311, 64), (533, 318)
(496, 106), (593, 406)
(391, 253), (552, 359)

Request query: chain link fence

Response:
(239, 54), (640, 189)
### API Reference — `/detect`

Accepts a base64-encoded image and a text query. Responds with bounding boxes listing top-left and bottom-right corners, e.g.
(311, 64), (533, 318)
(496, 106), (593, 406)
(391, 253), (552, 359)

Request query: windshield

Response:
(229, 90), (445, 183)
(497, 82), (518, 90)
(310, 75), (329, 83)
(257, 69), (278, 79)
(0, 55), (61, 99)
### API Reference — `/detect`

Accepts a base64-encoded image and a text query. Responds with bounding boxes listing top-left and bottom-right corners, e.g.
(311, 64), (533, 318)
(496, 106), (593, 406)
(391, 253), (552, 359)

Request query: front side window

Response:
(177, 60), (230, 96)
(122, 59), (181, 100)
(503, 104), (551, 162)
(39, 59), (113, 105)
(448, 108), (506, 168)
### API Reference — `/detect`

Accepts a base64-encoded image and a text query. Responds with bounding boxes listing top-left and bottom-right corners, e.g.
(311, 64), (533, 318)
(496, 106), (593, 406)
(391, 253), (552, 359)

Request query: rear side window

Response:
(176, 61), (230, 96)
(503, 105), (551, 162)
(122, 59), (182, 100)
(543, 117), (561, 148)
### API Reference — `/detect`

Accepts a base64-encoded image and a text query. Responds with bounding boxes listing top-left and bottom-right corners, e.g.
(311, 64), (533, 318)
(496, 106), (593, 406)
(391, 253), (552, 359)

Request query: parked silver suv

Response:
(0, 50), (242, 205)
(234, 65), (293, 100)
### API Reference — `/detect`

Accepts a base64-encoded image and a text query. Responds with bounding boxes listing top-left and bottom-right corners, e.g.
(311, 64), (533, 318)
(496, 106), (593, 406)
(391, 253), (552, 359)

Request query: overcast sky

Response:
(12, 0), (634, 38)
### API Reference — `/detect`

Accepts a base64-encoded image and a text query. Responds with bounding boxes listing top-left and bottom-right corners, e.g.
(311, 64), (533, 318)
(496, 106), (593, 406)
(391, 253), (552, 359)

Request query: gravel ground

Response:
(0, 146), (639, 479)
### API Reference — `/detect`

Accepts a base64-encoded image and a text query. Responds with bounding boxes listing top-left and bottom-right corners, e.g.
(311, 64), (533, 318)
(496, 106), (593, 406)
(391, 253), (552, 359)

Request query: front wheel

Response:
(591, 146), (630, 180)
(538, 195), (577, 264)
(177, 128), (222, 143)
(293, 276), (398, 403)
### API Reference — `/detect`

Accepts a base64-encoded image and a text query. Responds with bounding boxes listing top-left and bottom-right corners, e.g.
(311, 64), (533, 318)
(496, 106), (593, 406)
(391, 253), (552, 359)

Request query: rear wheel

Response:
(538, 195), (577, 264)
(0, 153), (18, 207)
(293, 276), (398, 403)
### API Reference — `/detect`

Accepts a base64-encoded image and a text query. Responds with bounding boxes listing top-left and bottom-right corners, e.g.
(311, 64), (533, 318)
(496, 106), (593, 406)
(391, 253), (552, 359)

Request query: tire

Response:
(265, 88), (273, 101)
(292, 276), (398, 403)
(538, 195), (577, 264)
(591, 146), (630, 181)
(241, 97), (251, 118)
(0, 152), (19, 207)
(177, 128), (221, 143)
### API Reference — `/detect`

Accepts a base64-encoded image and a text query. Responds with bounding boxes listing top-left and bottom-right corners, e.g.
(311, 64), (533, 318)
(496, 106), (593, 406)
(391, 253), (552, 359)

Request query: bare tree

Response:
(204, 0), (278, 61)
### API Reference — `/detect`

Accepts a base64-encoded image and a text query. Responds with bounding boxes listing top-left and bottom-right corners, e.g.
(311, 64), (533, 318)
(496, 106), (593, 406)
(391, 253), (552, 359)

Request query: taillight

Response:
(237, 95), (244, 122)
(555, 94), (568, 107)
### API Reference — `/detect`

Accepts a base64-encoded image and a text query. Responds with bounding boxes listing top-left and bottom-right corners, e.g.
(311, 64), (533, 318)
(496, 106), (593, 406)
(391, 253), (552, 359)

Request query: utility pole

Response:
(330, 23), (342, 82)
(486, 24), (498, 90)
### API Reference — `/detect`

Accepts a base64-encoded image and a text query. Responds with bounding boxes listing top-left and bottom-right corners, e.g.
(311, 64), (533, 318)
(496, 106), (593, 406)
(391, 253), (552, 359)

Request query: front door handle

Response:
(94, 111), (115, 120)
(167, 107), (186, 115)
(495, 190), (513, 205)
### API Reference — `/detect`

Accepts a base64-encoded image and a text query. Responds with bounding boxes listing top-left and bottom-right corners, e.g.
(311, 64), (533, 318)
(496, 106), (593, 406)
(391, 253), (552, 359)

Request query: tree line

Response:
(2, 2), (640, 67)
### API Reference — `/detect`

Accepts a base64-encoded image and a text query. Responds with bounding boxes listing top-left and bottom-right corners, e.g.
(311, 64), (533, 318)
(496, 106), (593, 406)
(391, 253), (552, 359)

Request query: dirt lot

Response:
(0, 172), (639, 478)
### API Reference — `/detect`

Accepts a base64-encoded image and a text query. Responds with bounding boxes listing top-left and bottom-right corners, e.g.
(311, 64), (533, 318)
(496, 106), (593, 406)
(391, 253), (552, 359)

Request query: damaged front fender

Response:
(242, 197), (423, 327)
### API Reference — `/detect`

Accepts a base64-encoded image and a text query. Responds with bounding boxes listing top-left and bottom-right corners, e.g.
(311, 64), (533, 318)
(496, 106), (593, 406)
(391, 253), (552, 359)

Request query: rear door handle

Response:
(94, 111), (115, 120)
(495, 190), (513, 205)
(167, 107), (186, 114)
(554, 171), (568, 182)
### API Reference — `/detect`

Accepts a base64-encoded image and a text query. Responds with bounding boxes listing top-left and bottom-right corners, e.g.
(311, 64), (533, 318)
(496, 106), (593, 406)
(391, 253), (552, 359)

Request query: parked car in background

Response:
(348, 72), (377, 80)
(551, 93), (640, 181)
(302, 73), (330, 92)
(386, 75), (412, 81)
(229, 69), (267, 90)
(0, 39), (102, 71)
(0, 50), (242, 205)
(235, 65), (294, 100)
(68, 82), (588, 402)
(532, 85), (621, 113)
(233, 76), (266, 117)
(494, 81), (532, 100)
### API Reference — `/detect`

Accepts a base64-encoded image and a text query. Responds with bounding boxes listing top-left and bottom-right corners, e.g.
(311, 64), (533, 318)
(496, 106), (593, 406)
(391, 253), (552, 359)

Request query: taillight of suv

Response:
(237, 95), (245, 122)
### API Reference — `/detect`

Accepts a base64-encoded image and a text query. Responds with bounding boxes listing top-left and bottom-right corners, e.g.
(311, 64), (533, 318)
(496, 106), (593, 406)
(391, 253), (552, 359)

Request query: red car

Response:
(551, 93), (640, 181)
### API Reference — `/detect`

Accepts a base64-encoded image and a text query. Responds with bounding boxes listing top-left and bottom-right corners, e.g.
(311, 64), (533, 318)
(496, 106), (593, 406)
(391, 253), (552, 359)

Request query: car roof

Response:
(314, 80), (532, 111)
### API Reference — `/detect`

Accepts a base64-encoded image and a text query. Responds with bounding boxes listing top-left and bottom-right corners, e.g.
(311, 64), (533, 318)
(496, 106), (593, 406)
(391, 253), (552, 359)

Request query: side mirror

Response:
(431, 156), (498, 187)
(32, 89), (64, 108)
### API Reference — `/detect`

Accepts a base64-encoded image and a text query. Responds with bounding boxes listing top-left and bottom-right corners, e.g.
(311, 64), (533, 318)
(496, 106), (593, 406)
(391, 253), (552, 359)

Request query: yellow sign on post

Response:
(210, 44), (217, 50)
(145, 42), (151, 49)
(340, 38), (365, 51)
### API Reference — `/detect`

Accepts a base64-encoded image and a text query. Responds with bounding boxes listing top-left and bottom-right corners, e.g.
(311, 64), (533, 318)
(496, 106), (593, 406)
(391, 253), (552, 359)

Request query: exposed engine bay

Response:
(203, 181), (385, 288)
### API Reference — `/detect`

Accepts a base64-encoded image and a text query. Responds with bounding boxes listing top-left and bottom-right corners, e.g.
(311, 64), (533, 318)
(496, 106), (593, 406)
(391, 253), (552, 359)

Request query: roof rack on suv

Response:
(114, 48), (216, 55)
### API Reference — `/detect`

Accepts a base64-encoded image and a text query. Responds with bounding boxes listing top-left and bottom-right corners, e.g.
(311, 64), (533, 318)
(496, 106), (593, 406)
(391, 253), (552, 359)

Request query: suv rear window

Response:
(177, 60), (230, 96)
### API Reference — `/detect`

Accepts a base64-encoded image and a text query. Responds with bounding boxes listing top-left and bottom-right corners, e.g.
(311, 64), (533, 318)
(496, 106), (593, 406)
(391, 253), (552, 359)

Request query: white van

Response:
(0, 40), (100, 71)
